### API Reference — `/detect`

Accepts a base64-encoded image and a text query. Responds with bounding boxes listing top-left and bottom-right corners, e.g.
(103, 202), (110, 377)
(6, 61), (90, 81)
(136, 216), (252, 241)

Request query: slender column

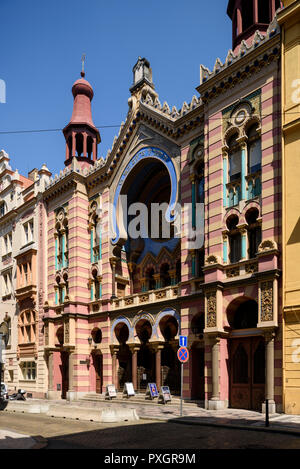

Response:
(129, 345), (139, 391)
(241, 144), (247, 201)
(239, 226), (248, 260)
(190, 175), (196, 230)
(83, 133), (87, 158)
(153, 273), (160, 290)
(223, 152), (228, 207)
(110, 257), (117, 299)
(169, 269), (176, 286)
(211, 337), (220, 401)
(72, 132), (76, 157)
(152, 344), (163, 390)
(270, 0), (275, 19)
(93, 138), (97, 161)
(90, 227), (94, 263)
(48, 352), (54, 392)
(54, 234), (58, 271)
(264, 331), (276, 413)
(61, 230), (66, 268)
(68, 351), (74, 392)
(222, 232), (229, 264)
(254, 0), (258, 23)
(128, 263), (136, 295)
(111, 348), (119, 388)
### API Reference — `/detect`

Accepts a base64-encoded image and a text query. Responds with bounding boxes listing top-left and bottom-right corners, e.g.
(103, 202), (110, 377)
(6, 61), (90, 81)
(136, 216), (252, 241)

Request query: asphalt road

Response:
(1, 411), (300, 450)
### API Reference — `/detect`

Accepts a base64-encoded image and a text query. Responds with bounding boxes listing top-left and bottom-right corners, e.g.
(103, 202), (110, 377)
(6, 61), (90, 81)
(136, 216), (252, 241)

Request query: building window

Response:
(0, 202), (6, 217)
(246, 208), (262, 259)
(3, 232), (12, 255)
(227, 215), (241, 264)
(146, 268), (156, 291)
(247, 125), (261, 174)
(23, 220), (34, 245)
(228, 134), (241, 182)
(20, 361), (36, 381)
(160, 264), (171, 288)
(19, 311), (36, 344)
(2, 270), (12, 297)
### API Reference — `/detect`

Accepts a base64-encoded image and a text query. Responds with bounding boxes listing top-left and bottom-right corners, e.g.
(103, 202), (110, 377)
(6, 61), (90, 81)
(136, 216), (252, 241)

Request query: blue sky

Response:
(0, 0), (231, 177)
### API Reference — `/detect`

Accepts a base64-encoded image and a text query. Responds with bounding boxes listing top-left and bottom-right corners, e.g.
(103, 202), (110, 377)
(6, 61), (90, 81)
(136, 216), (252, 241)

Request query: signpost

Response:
(123, 382), (135, 398)
(146, 383), (159, 400)
(106, 384), (117, 400)
(177, 345), (189, 417)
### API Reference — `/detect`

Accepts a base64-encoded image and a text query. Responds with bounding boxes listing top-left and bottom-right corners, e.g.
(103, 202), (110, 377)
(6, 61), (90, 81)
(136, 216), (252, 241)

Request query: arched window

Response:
(246, 208), (262, 259)
(75, 133), (84, 157)
(247, 124), (261, 174)
(87, 136), (94, 159)
(228, 134), (241, 182)
(160, 264), (171, 288)
(146, 268), (156, 291)
(227, 215), (241, 264)
(196, 164), (204, 204)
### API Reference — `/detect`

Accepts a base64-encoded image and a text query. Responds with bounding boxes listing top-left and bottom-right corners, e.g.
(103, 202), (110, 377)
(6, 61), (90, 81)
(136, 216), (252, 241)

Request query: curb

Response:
(31, 435), (48, 450)
(140, 415), (300, 437)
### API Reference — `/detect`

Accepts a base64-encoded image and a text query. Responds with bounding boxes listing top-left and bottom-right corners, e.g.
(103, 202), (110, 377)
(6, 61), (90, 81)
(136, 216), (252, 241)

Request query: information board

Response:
(123, 382), (135, 397)
(105, 384), (117, 399)
(159, 386), (172, 404)
(146, 383), (159, 399)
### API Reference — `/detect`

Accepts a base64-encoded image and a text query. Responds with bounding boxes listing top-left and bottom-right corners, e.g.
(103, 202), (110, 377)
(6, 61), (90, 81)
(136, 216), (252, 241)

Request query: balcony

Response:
(15, 283), (37, 301)
(111, 285), (180, 310)
(224, 260), (258, 279)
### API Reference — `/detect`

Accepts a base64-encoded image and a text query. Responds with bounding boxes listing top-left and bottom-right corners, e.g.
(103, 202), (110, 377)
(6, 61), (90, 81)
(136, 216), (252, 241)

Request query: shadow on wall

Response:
(288, 218), (300, 245)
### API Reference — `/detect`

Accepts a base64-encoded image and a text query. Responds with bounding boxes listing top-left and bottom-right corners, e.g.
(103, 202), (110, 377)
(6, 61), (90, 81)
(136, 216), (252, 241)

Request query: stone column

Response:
(263, 331), (276, 414)
(47, 351), (58, 400)
(83, 133), (87, 158)
(208, 336), (224, 410)
(110, 257), (117, 299)
(129, 345), (140, 391)
(111, 346), (119, 388)
(67, 350), (75, 401)
(223, 151), (228, 207)
(152, 344), (163, 390)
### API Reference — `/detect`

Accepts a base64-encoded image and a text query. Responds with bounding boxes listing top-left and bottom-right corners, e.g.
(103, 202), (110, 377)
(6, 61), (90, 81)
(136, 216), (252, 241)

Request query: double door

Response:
(230, 337), (265, 411)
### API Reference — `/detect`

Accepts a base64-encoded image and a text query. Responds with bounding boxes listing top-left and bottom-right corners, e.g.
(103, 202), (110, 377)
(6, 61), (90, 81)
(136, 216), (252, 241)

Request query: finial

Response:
(81, 53), (86, 77)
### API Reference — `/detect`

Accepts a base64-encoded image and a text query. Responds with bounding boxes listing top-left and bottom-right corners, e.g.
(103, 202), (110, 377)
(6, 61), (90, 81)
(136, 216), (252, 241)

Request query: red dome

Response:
(72, 77), (94, 100)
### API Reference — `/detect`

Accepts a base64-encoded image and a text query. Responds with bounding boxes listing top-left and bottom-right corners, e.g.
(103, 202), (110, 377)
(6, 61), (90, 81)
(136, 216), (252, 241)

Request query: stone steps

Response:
(79, 393), (204, 408)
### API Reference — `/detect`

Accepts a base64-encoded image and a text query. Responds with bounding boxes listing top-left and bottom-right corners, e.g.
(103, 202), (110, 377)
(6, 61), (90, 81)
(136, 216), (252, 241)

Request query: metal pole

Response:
(180, 362), (183, 417)
(265, 398), (269, 427)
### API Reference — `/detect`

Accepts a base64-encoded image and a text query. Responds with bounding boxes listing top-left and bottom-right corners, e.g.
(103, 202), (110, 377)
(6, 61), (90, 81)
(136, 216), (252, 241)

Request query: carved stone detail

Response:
(261, 281), (273, 322)
(206, 292), (217, 328)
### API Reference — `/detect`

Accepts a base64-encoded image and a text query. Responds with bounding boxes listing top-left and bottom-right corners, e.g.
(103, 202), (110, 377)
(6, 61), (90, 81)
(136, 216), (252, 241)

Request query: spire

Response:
(63, 62), (100, 167)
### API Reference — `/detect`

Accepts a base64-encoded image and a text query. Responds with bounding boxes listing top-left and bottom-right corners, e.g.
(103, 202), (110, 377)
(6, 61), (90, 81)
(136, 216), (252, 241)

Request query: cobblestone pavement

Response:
(7, 397), (300, 432)
(1, 412), (300, 449)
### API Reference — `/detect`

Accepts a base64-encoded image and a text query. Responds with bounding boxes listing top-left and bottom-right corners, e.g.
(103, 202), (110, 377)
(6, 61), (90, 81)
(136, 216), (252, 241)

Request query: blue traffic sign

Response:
(177, 347), (189, 363)
(179, 335), (187, 347)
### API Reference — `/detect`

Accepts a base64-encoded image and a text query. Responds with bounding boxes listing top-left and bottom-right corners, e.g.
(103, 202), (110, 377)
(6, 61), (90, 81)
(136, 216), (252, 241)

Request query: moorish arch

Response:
(111, 146), (179, 246)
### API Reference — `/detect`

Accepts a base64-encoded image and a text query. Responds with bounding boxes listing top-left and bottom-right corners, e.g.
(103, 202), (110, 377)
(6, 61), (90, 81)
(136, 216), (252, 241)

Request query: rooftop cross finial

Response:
(81, 53), (86, 77)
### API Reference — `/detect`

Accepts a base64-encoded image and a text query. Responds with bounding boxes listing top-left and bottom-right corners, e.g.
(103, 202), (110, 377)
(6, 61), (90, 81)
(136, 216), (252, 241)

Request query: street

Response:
(1, 411), (300, 449)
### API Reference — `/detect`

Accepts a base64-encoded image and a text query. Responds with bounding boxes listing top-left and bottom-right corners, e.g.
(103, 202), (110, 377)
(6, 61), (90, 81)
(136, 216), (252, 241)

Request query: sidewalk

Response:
(3, 396), (300, 435)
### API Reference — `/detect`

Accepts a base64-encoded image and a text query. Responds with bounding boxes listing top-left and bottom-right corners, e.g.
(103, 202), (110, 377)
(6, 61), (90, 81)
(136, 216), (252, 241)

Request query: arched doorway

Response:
(91, 328), (103, 394)
(136, 319), (154, 391)
(56, 326), (69, 399)
(114, 322), (131, 391)
(227, 298), (265, 411)
(191, 313), (205, 400)
(159, 315), (180, 394)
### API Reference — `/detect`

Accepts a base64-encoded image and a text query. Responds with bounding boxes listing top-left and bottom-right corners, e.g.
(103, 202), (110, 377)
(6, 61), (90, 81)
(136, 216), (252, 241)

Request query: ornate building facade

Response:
(0, 0), (290, 413)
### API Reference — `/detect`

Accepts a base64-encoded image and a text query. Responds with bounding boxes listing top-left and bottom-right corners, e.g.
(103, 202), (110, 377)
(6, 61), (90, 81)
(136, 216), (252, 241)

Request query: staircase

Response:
(79, 392), (204, 408)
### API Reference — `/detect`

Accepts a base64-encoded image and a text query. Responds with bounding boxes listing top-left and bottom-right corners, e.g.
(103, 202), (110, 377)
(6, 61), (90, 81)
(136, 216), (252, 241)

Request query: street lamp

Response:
(88, 336), (93, 346)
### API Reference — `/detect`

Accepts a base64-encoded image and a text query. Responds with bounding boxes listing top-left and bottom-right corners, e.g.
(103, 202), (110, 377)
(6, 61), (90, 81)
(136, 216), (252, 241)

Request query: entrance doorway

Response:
(191, 347), (205, 400)
(93, 354), (103, 394)
(60, 352), (69, 399)
(230, 337), (265, 411)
